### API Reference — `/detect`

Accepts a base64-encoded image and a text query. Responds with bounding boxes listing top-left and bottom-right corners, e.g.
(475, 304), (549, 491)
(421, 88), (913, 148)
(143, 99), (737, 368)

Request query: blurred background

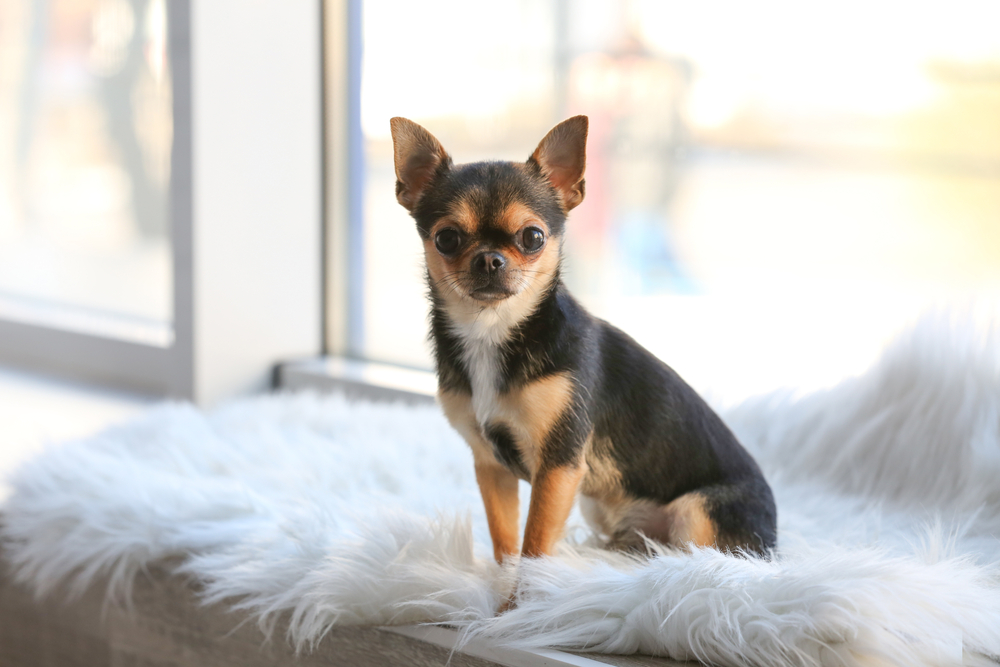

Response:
(1, 0), (999, 429)
(355, 0), (1000, 401)
(0, 0), (173, 345)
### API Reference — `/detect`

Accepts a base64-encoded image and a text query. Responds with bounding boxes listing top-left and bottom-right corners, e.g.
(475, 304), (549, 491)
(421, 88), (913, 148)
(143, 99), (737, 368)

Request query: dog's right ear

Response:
(390, 117), (450, 212)
(529, 115), (588, 211)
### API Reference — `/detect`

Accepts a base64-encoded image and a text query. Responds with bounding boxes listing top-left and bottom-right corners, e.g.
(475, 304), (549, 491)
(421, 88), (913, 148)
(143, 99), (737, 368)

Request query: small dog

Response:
(390, 115), (776, 566)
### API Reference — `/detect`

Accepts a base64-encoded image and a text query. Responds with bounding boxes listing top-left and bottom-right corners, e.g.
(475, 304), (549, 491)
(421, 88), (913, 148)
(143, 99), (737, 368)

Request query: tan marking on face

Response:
(479, 233), (559, 322)
(423, 198), (482, 307)
(420, 185), (562, 345)
(520, 230), (559, 282)
(427, 227), (561, 339)
(423, 237), (453, 291)
(442, 197), (479, 235)
(521, 463), (587, 558)
(494, 372), (575, 475)
(497, 201), (556, 285)
(496, 201), (542, 236)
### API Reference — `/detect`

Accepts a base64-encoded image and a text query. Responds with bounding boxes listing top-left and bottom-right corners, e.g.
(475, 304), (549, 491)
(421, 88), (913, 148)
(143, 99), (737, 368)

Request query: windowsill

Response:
(277, 356), (437, 404)
(0, 550), (690, 667)
(0, 360), (690, 665)
(0, 360), (693, 666)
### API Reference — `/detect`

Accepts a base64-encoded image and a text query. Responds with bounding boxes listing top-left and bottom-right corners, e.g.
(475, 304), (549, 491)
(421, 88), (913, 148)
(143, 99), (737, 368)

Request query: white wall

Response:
(191, 0), (323, 405)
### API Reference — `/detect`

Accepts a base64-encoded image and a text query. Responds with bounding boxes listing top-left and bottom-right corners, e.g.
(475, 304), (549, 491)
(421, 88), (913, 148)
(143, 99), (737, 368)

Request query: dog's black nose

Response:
(472, 251), (506, 275)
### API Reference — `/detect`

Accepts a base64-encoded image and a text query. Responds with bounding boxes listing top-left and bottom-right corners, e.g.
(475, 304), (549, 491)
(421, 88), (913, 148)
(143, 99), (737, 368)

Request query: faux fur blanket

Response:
(3, 315), (1000, 667)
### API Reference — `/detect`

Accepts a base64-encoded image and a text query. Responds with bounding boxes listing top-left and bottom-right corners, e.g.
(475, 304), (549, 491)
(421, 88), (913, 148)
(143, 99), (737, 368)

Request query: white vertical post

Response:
(190, 0), (323, 405)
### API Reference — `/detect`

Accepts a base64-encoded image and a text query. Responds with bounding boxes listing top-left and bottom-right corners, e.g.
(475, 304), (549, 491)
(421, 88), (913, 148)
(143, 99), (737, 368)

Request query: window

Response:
(331, 0), (1000, 402)
(0, 0), (174, 344)
(1, 0), (321, 404)
(0, 0), (193, 395)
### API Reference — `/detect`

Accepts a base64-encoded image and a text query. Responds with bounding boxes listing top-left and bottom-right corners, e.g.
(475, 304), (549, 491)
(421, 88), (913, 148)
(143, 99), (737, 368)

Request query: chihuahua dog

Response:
(390, 115), (776, 565)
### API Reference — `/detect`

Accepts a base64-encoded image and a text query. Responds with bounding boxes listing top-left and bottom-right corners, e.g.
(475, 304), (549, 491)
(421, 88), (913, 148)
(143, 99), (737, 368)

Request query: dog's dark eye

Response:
(521, 227), (545, 252)
(435, 229), (461, 255)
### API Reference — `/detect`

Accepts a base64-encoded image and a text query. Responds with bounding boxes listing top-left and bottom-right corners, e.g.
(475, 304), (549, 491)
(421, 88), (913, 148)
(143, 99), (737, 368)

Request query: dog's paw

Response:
(496, 595), (517, 615)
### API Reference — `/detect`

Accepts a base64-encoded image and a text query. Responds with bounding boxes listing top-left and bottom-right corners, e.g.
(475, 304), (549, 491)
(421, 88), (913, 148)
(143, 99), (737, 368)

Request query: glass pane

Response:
(356, 0), (1000, 399)
(0, 0), (173, 346)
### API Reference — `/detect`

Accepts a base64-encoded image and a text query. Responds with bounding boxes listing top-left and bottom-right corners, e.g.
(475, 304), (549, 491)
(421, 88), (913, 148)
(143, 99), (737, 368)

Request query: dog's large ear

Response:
(529, 115), (588, 211)
(390, 117), (450, 212)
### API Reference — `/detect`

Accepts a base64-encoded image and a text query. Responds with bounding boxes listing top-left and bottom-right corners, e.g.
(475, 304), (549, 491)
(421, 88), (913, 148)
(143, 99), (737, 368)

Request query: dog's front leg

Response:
(497, 463), (585, 614)
(474, 460), (521, 563)
(439, 390), (521, 563)
(521, 463), (587, 558)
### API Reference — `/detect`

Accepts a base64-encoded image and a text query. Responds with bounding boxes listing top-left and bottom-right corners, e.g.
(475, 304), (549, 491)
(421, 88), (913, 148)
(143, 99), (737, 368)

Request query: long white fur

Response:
(453, 306), (512, 429)
(3, 313), (1000, 666)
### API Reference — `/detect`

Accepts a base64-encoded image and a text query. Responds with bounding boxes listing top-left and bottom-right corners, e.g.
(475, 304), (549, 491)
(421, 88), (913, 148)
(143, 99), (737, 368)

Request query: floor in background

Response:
(0, 367), (153, 501)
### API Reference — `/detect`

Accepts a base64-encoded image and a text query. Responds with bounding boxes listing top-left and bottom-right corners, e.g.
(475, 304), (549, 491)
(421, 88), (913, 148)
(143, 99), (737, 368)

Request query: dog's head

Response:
(390, 116), (588, 316)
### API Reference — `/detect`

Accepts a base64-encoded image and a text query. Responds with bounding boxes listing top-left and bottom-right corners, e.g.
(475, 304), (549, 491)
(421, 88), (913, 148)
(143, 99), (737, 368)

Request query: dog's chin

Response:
(467, 287), (516, 305)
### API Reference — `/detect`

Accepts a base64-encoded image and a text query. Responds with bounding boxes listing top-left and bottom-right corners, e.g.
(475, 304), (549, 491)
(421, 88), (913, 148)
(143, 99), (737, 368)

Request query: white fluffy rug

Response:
(3, 315), (1000, 667)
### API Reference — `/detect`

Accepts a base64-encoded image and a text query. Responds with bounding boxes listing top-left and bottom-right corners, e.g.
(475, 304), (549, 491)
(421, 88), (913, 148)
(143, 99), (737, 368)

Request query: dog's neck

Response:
(429, 272), (560, 408)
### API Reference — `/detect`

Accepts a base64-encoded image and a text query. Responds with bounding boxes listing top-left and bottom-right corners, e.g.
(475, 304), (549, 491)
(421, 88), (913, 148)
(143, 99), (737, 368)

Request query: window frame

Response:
(323, 0), (365, 359)
(0, 0), (195, 398)
(1, 0), (325, 405)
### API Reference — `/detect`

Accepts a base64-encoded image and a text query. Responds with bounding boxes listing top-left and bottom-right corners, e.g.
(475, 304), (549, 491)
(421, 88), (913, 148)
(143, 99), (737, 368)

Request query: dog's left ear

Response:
(529, 115), (588, 211)
(390, 117), (450, 212)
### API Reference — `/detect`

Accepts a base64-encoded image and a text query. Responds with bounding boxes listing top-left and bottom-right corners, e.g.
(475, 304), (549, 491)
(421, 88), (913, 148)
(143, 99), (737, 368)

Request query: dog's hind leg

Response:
(627, 481), (777, 556)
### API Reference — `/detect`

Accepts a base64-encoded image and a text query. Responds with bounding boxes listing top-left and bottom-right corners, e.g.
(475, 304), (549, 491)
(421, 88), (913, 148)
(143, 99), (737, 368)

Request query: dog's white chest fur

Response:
(452, 307), (515, 429)
(447, 280), (548, 436)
